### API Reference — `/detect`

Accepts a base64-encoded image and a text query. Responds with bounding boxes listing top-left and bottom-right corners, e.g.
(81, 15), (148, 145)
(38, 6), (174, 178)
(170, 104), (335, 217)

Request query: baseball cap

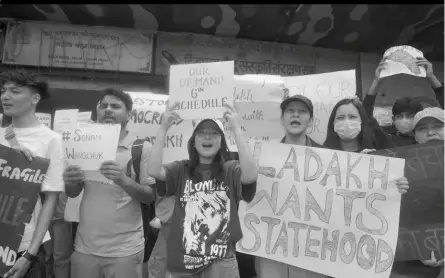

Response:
(412, 107), (444, 129)
(192, 118), (225, 133)
(280, 95), (314, 117)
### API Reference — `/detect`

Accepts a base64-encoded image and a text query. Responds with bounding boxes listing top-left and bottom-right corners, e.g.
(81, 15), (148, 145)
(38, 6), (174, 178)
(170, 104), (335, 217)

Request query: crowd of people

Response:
(0, 55), (443, 278)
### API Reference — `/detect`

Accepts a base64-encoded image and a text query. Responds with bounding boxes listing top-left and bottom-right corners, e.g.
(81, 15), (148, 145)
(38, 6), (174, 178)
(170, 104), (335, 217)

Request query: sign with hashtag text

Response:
(61, 123), (121, 170)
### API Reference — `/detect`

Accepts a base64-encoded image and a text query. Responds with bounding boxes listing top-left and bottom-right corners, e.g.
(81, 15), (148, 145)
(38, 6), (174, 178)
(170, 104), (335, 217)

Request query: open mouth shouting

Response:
(202, 142), (214, 149)
(290, 120), (301, 128)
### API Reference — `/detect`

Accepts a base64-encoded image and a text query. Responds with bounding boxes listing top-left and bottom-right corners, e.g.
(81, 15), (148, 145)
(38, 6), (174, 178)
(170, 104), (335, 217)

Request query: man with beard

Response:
(63, 89), (155, 278)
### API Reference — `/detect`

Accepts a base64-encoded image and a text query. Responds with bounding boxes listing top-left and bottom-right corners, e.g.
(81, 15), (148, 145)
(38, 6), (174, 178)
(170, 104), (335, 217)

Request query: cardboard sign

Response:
(0, 145), (50, 276)
(35, 113), (52, 128)
(237, 141), (405, 278)
(372, 142), (444, 261)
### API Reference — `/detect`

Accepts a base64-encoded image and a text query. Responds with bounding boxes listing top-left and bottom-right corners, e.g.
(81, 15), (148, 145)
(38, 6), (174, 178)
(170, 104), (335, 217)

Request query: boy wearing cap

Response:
(0, 70), (65, 278)
(254, 94), (326, 278)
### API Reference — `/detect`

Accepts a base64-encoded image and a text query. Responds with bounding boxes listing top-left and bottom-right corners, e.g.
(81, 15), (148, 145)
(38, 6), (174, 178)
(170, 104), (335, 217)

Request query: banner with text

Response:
(237, 141), (405, 278)
(126, 91), (192, 163)
(372, 141), (444, 261)
(169, 61), (234, 119)
(62, 123), (121, 170)
(224, 75), (286, 151)
(282, 70), (357, 145)
(155, 32), (316, 76)
(3, 21), (154, 73)
(0, 145), (50, 276)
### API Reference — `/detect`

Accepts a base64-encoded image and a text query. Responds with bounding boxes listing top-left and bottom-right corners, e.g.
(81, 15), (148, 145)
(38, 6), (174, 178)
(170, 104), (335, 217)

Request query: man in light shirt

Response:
(0, 70), (65, 278)
(63, 89), (155, 278)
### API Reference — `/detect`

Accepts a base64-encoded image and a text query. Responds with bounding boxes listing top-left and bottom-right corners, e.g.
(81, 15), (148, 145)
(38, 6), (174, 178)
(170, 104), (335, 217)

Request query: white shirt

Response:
(0, 124), (65, 252)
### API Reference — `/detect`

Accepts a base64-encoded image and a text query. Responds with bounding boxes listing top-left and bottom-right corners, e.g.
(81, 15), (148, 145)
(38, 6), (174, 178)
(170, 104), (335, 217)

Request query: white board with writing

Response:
(169, 61), (234, 119)
(237, 141), (404, 278)
(282, 70), (356, 145)
(62, 123), (121, 170)
(126, 91), (191, 163)
(54, 109), (79, 133)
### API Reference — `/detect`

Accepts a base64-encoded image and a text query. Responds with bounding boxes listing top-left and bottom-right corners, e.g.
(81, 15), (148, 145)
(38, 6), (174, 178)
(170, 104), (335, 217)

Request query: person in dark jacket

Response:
(363, 57), (443, 147)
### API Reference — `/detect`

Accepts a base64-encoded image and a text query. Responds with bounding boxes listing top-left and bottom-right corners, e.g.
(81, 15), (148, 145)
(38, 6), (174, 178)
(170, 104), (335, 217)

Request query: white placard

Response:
(237, 141), (405, 278)
(169, 61), (235, 119)
(62, 123), (121, 170)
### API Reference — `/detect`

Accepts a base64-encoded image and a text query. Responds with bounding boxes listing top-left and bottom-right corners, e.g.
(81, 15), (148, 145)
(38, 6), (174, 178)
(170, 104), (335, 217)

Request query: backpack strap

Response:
(129, 137), (158, 262)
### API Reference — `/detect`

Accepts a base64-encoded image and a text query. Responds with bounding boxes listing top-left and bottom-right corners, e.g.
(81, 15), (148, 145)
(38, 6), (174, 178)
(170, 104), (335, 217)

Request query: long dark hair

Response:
(186, 120), (230, 182)
(323, 98), (376, 151)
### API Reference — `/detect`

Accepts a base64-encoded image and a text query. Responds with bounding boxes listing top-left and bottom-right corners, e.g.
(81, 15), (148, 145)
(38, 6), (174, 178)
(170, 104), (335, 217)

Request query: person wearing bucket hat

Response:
(147, 102), (258, 278)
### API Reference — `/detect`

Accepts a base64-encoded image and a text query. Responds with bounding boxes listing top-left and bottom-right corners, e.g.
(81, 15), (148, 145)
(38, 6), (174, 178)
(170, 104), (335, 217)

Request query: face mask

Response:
(334, 120), (362, 140)
(394, 119), (414, 134)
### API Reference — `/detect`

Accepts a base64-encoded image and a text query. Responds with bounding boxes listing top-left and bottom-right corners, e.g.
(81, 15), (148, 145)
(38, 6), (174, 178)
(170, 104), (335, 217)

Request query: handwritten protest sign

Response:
(224, 75), (286, 151)
(62, 123), (121, 170)
(282, 70), (356, 145)
(380, 46), (426, 78)
(77, 111), (92, 123)
(237, 141), (405, 278)
(372, 141), (444, 261)
(54, 109), (79, 133)
(234, 74), (285, 103)
(0, 145), (50, 276)
(35, 113), (52, 128)
(126, 91), (191, 163)
(169, 61), (234, 119)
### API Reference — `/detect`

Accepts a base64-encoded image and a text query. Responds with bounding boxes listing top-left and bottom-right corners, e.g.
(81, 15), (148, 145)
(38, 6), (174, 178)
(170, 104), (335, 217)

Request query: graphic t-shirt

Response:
(160, 160), (245, 275)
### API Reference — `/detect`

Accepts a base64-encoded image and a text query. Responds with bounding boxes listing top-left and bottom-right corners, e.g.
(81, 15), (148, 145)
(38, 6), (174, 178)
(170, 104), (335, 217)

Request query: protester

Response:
(391, 107), (444, 278)
(63, 89), (155, 278)
(412, 107), (444, 144)
(0, 70), (65, 278)
(324, 97), (394, 152)
(254, 94), (326, 278)
(363, 57), (444, 146)
(147, 102), (258, 278)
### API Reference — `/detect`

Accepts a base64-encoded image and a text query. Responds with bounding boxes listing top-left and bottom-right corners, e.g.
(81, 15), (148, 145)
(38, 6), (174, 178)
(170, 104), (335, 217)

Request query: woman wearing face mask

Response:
(323, 97), (394, 152)
(323, 97), (409, 195)
(147, 102), (258, 278)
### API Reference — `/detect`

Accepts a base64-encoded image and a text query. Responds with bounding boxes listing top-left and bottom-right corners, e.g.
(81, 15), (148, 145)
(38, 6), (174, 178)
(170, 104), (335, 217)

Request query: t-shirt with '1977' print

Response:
(158, 160), (245, 275)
